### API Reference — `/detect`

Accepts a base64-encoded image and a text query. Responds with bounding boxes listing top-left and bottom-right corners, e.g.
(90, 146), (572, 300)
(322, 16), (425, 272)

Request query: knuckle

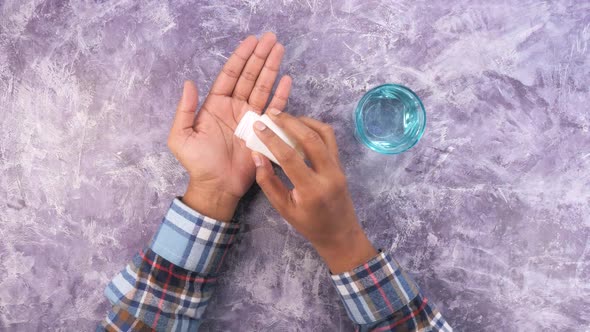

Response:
(233, 92), (248, 101)
(305, 198), (321, 209)
(241, 70), (257, 82)
(269, 112), (284, 123)
(301, 191), (320, 204)
(277, 148), (297, 162)
(233, 51), (249, 61)
(310, 195), (329, 209)
(329, 175), (347, 193)
(302, 130), (322, 144)
(256, 172), (270, 184)
(265, 65), (280, 73)
(321, 124), (335, 135)
(248, 99), (266, 110)
(271, 96), (287, 109)
(222, 66), (240, 79)
(254, 82), (273, 94)
(252, 52), (265, 62)
(255, 169), (275, 185)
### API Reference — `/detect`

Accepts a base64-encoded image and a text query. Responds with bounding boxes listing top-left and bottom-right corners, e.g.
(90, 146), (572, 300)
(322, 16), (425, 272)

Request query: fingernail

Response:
(254, 121), (266, 131)
(252, 153), (263, 167)
(269, 108), (281, 116)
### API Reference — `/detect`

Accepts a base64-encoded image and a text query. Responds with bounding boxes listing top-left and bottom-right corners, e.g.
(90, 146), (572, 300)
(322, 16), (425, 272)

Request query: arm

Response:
(332, 252), (451, 331)
(99, 32), (292, 331)
(251, 111), (452, 331)
(99, 198), (238, 331)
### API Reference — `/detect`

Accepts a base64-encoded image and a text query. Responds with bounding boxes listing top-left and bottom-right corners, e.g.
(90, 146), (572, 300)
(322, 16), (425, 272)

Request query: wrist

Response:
(313, 223), (377, 274)
(181, 182), (239, 222)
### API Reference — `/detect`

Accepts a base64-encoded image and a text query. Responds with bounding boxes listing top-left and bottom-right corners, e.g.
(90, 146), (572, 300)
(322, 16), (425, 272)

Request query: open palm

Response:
(167, 33), (291, 219)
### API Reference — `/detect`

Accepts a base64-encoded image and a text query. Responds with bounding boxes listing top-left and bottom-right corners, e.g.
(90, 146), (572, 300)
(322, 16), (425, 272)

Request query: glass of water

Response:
(353, 84), (426, 154)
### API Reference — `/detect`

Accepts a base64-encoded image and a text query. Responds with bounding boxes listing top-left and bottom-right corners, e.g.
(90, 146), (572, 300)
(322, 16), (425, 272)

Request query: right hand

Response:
(251, 109), (377, 273)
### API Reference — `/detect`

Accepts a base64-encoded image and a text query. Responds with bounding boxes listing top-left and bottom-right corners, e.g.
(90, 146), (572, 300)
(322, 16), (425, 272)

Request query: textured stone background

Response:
(1, 0), (589, 331)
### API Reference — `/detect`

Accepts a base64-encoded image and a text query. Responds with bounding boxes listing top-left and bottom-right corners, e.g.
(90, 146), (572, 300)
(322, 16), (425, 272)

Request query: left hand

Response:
(168, 32), (292, 221)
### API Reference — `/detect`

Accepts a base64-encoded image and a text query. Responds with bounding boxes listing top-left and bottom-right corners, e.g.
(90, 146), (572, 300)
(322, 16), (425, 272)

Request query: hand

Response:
(250, 110), (377, 273)
(168, 32), (292, 221)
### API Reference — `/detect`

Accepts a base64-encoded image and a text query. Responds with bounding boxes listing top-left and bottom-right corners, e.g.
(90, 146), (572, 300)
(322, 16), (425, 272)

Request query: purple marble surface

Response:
(1, 0), (589, 331)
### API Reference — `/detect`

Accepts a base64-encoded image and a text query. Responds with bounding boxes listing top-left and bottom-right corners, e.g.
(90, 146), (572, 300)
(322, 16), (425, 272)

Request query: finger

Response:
(253, 120), (313, 187)
(210, 35), (258, 96)
(233, 32), (277, 103)
(172, 81), (199, 133)
(298, 116), (339, 161)
(265, 110), (334, 171)
(266, 75), (292, 112)
(248, 43), (285, 111)
(252, 152), (292, 213)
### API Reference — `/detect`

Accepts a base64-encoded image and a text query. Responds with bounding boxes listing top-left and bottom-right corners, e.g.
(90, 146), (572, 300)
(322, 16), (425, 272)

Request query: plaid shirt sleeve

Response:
(98, 198), (239, 332)
(332, 251), (453, 332)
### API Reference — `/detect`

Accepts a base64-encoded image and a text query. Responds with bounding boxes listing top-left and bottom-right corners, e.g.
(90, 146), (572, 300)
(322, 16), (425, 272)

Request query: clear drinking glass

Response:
(353, 84), (426, 154)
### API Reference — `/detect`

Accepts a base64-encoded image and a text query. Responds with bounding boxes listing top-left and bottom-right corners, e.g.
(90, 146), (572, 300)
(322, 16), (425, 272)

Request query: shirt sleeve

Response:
(98, 198), (239, 332)
(331, 251), (452, 332)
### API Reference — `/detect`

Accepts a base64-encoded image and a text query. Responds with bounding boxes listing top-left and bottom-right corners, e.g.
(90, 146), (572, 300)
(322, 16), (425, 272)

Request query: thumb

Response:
(172, 80), (199, 132)
(252, 152), (291, 213)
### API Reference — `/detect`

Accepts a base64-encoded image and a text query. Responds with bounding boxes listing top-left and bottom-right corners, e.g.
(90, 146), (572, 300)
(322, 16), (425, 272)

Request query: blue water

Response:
(355, 85), (425, 154)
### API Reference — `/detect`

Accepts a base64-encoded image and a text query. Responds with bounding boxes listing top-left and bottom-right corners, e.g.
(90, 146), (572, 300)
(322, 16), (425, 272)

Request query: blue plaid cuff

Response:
(331, 251), (420, 325)
(150, 198), (240, 275)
